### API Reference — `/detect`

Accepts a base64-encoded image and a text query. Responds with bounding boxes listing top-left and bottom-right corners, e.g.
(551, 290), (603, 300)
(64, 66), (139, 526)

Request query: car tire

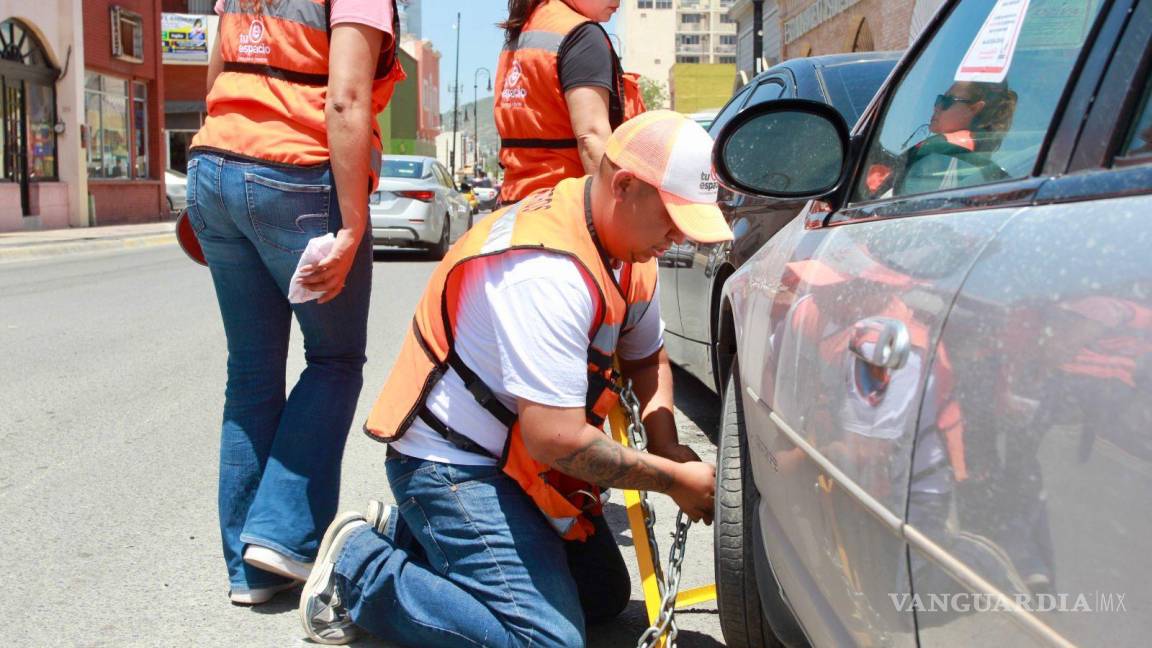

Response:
(428, 214), (450, 260)
(716, 360), (783, 648)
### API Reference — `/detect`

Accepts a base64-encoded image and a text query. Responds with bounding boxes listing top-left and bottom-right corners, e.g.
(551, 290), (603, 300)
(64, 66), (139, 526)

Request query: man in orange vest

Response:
(296, 111), (732, 646)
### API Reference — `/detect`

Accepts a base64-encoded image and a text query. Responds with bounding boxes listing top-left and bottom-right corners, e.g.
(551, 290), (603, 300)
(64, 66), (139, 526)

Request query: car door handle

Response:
(849, 317), (910, 370)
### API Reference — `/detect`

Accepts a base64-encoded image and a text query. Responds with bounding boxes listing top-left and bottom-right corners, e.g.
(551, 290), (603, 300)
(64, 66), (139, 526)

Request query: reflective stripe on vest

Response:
(364, 176), (658, 541)
(191, 0), (405, 175)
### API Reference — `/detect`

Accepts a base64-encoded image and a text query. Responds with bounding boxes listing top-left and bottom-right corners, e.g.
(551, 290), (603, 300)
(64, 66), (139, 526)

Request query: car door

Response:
(910, 2), (1152, 645)
(722, 0), (1113, 644)
(659, 82), (757, 339)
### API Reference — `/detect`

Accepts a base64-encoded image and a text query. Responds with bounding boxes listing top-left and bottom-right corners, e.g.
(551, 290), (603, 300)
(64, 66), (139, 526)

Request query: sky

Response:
(422, 2), (618, 111)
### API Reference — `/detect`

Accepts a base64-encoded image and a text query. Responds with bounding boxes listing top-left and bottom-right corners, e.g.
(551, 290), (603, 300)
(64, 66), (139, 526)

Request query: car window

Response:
(819, 59), (897, 127)
(748, 79), (786, 105)
(708, 83), (756, 137)
(1119, 82), (1152, 160)
(853, 0), (1105, 202)
(434, 164), (453, 189)
(380, 159), (425, 179)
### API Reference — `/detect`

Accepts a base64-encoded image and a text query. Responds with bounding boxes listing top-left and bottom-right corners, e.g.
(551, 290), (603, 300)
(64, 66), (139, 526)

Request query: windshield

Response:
(820, 59), (898, 127)
(380, 160), (425, 179)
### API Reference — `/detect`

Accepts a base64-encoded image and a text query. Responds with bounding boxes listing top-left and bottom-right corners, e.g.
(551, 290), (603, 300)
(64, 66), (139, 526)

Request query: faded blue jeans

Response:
(186, 151), (372, 592)
(334, 453), (631, 647)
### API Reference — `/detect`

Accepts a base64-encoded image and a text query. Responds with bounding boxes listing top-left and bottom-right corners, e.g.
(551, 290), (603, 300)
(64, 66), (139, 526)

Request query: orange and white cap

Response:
(604, 110), (733, 244)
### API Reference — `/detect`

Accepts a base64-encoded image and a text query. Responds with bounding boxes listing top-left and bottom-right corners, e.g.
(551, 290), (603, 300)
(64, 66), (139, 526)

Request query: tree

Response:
(640, 77), (669, 110)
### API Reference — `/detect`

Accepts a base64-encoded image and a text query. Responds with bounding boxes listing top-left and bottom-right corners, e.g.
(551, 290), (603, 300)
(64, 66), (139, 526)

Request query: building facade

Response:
(616, 0), (738, 108)
(82, 0), (167, 226)
(160, 0), (215, 176)
(0, 1), (86, 230)
(778, 0), (941, 60)
(400, 36), (440, 148)
(728, 0), (783, 84)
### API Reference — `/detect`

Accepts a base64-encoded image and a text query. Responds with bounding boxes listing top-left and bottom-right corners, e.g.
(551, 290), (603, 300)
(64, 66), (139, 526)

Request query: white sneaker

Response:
(366, 499), (394, 535)
(229, 580), (297, 606)
(244, 545), (313, 582)
(299, 512), (368, 645)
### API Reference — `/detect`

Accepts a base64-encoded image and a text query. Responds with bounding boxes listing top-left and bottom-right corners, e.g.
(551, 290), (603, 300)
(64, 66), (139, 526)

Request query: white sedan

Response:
(370, 155), (472, 259)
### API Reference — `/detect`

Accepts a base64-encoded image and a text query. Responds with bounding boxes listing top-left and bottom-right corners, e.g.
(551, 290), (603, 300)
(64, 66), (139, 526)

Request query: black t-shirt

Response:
(558, 23), (618, 100)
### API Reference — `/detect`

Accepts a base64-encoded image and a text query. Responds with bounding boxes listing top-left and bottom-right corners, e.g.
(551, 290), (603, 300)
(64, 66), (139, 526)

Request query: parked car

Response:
(165, 169), (188, 213)
(660, 52), (901, 394)
(370, 155), (472, 259)
(689, 108), (721, 131)
(710, 0), (1152, 646)
(459, 181), (480, 215)
(472, 177), (499, 212)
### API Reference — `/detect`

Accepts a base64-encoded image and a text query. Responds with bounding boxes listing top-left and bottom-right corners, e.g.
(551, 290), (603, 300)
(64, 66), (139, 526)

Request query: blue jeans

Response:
(186, 152), (372, 591)
(334, 454), (631, 647)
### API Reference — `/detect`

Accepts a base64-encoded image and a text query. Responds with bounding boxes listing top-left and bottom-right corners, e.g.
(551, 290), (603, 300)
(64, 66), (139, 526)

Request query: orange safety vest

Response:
(364, 176), (658, 541)
(494, 0), (646, 203)
(191, 0), (406, 182)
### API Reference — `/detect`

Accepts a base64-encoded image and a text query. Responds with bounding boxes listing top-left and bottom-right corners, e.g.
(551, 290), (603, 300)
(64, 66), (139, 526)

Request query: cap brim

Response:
(660, 190), (733, 244)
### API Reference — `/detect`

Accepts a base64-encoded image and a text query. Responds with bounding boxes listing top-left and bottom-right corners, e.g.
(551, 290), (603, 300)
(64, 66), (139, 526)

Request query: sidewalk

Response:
(0, 221), (177, 264)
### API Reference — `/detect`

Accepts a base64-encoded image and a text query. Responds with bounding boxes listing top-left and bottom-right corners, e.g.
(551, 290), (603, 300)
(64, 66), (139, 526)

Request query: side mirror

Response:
(713, 99), (850, 200)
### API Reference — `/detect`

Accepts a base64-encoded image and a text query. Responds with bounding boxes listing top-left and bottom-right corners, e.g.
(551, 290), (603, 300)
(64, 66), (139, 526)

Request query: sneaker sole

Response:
(298, 511), (365, 645)
(243, 545), (312, 582)
(230, 580), (297, 606)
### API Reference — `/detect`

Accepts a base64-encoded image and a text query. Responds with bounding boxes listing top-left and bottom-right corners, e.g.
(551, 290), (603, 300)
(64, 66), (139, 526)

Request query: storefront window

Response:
(85, 73), (131, 179)
(26, 83), (56, 180)
(133, 82), (147, 178)
(0, 19), (58, 186)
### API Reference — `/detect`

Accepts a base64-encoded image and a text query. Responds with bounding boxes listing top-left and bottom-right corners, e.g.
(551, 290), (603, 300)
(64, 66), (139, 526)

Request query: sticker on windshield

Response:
(955, 0), (1031, 83)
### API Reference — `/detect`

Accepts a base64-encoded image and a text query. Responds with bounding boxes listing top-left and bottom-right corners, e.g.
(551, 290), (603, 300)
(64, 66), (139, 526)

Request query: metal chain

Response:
(620, 380), (693, 648)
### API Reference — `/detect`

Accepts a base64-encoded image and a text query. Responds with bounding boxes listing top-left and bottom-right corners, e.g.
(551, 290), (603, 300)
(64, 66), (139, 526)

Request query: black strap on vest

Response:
(447, 350), (518, 427)
(222, 61), (329, 85)
(500, 137), (578, 149)
(417, 405), (499, 459)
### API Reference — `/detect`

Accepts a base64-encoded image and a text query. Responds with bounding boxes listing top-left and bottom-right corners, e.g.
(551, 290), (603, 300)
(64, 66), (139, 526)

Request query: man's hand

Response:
(667, 461), (715, 524)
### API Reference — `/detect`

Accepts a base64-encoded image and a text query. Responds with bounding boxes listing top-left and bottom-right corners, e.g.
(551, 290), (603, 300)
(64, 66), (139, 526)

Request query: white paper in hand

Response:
(288, 233), (336, 304)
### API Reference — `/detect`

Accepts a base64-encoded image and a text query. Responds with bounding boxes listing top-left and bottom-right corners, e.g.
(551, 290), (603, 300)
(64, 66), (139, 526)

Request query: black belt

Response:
(500, 137), (578, 149)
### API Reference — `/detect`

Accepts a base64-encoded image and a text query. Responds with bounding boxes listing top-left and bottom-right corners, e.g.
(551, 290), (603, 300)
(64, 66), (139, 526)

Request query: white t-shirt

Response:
(389, 250), (664, 465)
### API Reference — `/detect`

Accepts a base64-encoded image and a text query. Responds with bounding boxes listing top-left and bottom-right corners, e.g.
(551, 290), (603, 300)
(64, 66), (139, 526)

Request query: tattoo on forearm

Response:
(554, 436), (675, 492)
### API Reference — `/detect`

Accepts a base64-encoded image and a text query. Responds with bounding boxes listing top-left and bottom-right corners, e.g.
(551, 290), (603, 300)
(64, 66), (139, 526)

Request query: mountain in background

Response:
(441, 95), (498, 156)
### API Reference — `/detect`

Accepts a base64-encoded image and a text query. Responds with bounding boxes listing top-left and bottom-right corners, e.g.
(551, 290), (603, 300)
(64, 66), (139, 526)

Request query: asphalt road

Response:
(0, 242), (727, 648)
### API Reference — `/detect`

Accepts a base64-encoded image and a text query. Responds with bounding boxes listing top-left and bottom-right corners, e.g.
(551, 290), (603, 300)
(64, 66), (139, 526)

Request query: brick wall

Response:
(781, 0), (916, 59)
(163, 64), (208, 102)
(84, 0), (167, 221)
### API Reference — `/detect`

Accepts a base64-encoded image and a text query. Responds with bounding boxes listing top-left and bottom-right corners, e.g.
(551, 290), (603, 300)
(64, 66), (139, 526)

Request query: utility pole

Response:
(450, 11), (461, 179)
(752, 0), (764, 74)
(473, 67), (491, 178)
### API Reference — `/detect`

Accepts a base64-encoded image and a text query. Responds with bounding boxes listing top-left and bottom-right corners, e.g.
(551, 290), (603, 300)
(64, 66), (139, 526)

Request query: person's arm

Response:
(619, 347), (701, 464)
(518, 399), (715, 523)
(206, 29), (223, 92)
(298, 23), (385, 303)
(565, 86), (613, 174)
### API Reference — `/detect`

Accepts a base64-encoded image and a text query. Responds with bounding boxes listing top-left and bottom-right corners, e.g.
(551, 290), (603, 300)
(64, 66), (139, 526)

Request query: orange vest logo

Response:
(501, 61), (528, 104)
(238, 19), (271, 62)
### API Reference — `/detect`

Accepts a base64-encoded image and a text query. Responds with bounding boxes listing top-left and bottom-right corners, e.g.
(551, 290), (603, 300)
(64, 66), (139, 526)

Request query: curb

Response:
(0, 234), (177, 264)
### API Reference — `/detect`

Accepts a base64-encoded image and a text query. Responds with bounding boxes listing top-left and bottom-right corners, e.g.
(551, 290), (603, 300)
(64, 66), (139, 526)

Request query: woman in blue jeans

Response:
(185, 0), (403, 605)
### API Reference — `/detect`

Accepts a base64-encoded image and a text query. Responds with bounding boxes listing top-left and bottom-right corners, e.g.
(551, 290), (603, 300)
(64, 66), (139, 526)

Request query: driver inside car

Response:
(864, 80), (1018, 198)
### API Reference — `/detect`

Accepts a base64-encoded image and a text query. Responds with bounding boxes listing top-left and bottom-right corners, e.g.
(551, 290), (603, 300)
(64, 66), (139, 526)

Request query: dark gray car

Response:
(660, 53), (900, 395)
(710, 0), (1152, 646)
